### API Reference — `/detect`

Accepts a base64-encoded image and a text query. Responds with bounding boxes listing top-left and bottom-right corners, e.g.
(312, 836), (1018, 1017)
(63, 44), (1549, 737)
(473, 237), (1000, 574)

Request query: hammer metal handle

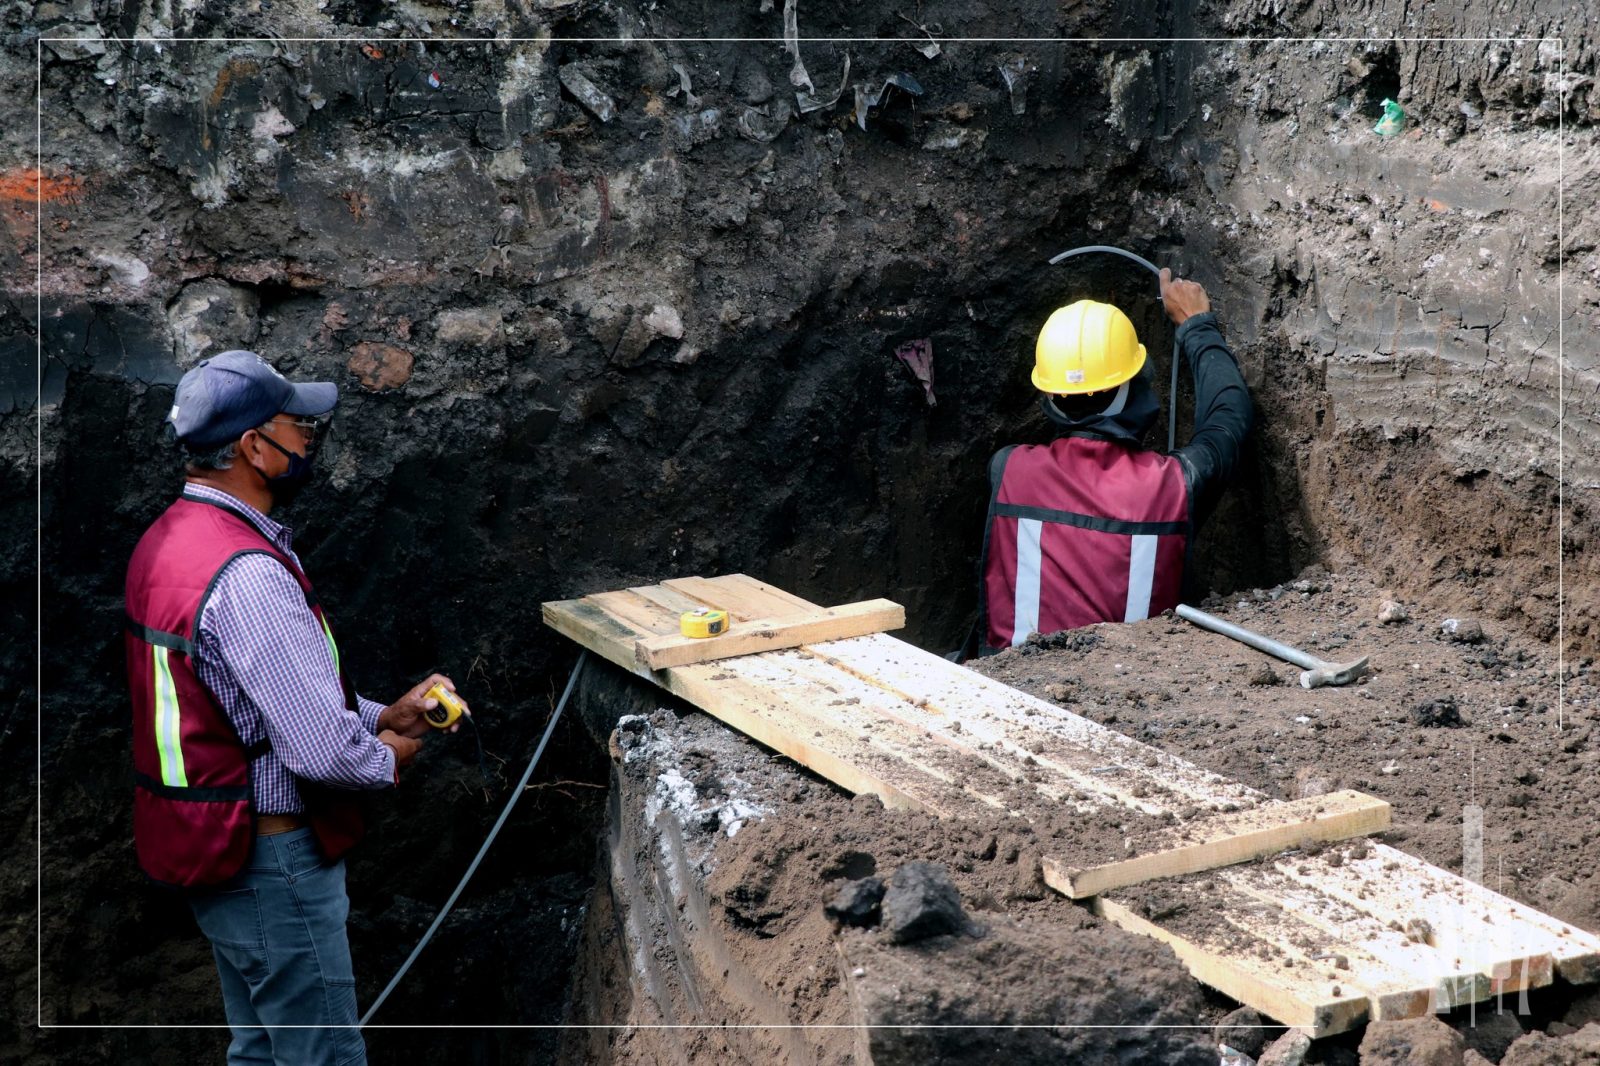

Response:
(1174, 604), (1321, 671)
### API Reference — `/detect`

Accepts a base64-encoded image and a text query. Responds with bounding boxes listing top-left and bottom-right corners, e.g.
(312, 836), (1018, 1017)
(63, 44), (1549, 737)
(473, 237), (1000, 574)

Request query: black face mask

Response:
(255, 430), (316, 506)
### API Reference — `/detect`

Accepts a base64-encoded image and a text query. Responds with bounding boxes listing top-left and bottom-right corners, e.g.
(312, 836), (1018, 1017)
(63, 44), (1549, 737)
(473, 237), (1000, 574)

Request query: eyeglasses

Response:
(260, 417), (323, 445)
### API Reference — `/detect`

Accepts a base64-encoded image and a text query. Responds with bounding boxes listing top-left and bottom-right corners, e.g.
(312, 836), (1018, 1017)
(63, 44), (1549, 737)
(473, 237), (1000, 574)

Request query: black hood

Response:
(1039, 372), (1162, 445)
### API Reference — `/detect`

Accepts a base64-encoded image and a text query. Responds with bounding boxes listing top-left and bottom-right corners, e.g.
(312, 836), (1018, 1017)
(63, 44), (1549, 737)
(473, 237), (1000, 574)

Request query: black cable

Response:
(359, 651), (589, 1027)
(1047, 244), (1180, 451)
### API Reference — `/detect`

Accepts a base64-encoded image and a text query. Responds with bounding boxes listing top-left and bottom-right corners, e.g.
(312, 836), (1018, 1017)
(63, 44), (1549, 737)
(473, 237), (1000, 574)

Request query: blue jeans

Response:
(189, 828), (367, 1066)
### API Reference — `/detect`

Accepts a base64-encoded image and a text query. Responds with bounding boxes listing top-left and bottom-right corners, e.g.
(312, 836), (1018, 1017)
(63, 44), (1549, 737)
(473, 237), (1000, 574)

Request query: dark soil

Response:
(7, 0), (1595, 1062)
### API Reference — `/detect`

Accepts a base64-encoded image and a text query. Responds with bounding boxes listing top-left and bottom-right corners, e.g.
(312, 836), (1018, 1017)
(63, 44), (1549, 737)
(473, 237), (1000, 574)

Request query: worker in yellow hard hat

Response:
(975, 269), (1254, 651)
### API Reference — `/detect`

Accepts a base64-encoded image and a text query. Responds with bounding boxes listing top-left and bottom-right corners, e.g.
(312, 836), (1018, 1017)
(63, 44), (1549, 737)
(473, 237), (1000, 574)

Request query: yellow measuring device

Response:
(679, 607), (730, 638)
(423, 683), (466, 729)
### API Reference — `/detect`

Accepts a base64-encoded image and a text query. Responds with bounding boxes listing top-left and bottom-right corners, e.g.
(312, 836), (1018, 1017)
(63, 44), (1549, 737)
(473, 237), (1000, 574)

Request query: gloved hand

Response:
(377, 673), (471, 737)
(1160, 267), (1211, 325)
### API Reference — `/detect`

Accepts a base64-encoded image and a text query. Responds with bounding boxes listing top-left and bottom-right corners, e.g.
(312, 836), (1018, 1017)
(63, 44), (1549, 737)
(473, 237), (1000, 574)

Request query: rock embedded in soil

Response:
(882, 861), (971, 944)
(1411, 696), (1465, 728)
(1379, 600), (1411, 624)
(1501, 1023), (1600, 1065)
(1441, 618), (1486, 644)
(1214, 1005), (1281, 1059)
(1357, 1016), (1465, 1065)
(1459, 1010), (1524, 1062)
(824, 876), (885, 928)
(1258, 1028), (1312, 1066)
(1249, 663), (1285, 686)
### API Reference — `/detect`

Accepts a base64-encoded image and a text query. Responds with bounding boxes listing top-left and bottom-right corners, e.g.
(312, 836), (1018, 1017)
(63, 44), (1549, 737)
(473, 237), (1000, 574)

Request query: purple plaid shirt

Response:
(184, 484), (395, 814)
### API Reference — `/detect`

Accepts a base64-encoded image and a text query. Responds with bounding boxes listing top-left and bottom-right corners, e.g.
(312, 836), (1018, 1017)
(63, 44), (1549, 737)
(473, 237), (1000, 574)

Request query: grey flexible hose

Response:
(1047, 244), (1180, 452)
(359, 650), (589, 1027)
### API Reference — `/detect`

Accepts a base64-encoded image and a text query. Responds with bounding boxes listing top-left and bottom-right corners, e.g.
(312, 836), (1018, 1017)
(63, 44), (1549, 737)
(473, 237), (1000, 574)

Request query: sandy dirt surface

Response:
(972, 565), (1600, 940)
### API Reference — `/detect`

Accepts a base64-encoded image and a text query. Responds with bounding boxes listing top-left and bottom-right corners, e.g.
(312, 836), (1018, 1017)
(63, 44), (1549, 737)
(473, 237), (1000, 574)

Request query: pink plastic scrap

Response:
(895, 338), (936, 406)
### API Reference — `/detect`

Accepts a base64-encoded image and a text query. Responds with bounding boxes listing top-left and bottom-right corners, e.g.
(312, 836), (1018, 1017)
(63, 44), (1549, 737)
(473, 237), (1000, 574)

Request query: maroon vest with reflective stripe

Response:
(125, 494), (365, 887)
(981, 437), (1191, 649)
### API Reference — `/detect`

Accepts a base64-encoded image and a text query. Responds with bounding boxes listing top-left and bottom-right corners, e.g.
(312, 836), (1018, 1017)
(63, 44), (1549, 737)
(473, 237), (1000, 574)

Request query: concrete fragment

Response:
(1357, 1016), (1465, 1065)
(825, 877), (884, 928)
(1214, 1005), (1280, 1059)
(558, 64), (615, 122)
(1258, 1029), (1311, 1066)
(1460, 1052), (1493, 1066)
(1378, 600), (1410, 624)
(1441, 618), (1486, 644)
(1459, 1010), (1523, 1063)
(435, 307), (506, 349)
(94, 251), (150, 287)
(347, 342), (414, 390)
(167, 280), (260, 366)
(882, 861), (969, 944)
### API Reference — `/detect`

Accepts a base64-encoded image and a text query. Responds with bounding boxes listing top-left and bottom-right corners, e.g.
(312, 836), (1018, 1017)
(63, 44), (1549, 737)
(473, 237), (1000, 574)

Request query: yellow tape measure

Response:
(423, 683), (465, 729)
(679, 607), (730, 638)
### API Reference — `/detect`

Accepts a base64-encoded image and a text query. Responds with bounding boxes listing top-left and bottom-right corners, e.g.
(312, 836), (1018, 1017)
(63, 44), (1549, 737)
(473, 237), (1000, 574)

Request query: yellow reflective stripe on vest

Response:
(319, 615), (341, 675)
(152, 645), (188, 787)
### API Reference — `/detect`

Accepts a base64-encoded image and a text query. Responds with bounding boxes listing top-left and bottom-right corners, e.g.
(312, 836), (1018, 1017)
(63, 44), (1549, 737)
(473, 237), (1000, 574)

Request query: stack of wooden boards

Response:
(543, 574), (1600, 1037)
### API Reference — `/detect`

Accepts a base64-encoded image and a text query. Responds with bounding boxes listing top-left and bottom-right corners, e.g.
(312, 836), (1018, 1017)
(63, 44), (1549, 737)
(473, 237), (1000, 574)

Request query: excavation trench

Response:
(14, 3), (1596, 1063)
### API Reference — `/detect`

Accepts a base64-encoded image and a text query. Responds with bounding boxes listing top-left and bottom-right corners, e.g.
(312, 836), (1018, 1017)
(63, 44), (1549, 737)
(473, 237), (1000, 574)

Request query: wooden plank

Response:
(760, 647), (1107, 816)
(1222, 866), (1493, 1012)
(593, 590), (683, 635)
(1041, 791), (1391, 899)
(1093, 895), (1369, 1037)
(545, 595), (1003, 816)
(715, 573), (824, 614)
(1272, 845), (1555, 993)
(1360, 845), (1600, 986)
(660, 575), (797, 620)
(634, 599), (906, 670)
(802, 633), (1265, 815)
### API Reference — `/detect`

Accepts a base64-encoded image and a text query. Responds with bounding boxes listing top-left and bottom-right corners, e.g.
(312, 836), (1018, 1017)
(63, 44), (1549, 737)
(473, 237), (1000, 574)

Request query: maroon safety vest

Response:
(980, 437), (1191, 649)
(125, 493), (366, 887)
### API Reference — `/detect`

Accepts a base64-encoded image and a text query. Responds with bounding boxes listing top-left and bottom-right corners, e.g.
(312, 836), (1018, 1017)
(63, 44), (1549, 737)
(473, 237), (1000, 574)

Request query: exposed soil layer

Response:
(562, 667), (1219, 1066)
(6, 0), (1596, 1062)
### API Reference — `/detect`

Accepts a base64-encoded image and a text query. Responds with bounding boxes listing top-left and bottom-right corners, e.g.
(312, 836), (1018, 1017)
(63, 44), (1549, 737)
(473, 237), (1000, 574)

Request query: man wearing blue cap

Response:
(124, 350), (467, 1065)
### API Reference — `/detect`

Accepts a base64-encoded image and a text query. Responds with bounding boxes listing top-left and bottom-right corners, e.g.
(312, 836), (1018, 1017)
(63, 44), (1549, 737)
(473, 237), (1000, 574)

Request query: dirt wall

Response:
(5, 0), (1595, 1061)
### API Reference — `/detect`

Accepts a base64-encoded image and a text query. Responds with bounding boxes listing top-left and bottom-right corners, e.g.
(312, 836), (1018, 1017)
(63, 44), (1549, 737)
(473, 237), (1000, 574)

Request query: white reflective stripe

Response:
(1012, 518), (1043, 646)
(152, 645), (188, 788)
(1124, 534), (1157, 623)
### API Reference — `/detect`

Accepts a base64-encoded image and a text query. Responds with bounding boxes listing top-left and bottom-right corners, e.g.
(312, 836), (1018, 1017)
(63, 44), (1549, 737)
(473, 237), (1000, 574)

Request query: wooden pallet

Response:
(544, 574), (1600, 1036)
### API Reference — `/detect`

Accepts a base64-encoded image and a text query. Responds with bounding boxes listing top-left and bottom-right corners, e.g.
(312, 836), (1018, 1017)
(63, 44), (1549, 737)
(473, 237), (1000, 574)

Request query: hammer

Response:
(1174, 604), (1371, 690)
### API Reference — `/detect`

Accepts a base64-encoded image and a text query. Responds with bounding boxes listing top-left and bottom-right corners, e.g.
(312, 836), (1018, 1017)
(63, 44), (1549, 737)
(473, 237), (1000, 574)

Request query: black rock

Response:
(1213, 1005), (1282, 1059)
(881, 861), (969, 944)
(1410, 696), (1463, 728)
(1460, 1009), (1523, 1062)
(824, 877), (885, 928)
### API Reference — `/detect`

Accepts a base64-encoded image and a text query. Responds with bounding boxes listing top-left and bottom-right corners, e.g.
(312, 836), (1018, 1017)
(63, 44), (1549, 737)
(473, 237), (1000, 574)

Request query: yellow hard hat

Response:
(1032, 300), (1146, 395)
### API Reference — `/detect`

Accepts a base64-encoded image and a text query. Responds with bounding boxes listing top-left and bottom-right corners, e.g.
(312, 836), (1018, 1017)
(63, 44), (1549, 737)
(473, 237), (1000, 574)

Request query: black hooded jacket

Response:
(1041, 310), (1254, 529)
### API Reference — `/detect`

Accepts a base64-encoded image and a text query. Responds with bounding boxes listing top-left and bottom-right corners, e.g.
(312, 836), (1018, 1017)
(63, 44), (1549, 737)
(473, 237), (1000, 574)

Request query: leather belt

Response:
(257, 813), (308, 836)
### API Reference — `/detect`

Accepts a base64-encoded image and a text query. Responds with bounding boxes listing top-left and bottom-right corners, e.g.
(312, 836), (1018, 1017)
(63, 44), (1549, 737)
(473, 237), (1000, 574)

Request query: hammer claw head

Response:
(1299, 655), (1371, 689)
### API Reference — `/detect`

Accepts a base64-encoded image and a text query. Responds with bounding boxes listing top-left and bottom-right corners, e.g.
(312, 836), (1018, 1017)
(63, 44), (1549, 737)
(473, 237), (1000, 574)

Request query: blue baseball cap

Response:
(168, 350), (338, 449)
